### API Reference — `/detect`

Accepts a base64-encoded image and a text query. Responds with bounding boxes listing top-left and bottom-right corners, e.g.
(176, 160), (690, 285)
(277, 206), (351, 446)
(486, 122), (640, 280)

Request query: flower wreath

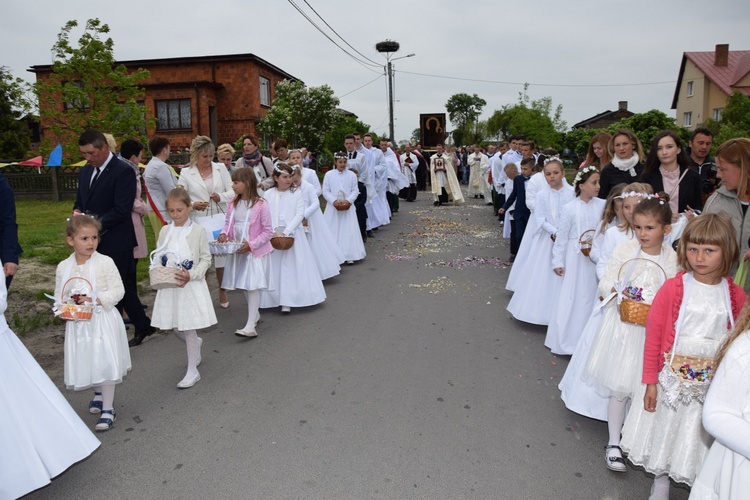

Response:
(618, 191), (650, 200)
(573, 166), (599, 187)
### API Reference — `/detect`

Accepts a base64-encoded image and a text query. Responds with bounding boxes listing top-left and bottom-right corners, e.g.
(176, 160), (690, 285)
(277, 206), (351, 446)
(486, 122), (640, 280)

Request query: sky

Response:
(2, 0), (749, 144)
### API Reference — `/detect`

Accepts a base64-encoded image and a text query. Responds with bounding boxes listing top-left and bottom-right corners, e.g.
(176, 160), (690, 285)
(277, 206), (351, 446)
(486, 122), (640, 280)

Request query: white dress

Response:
(221, 201), (273, 291)
(545, 197), (605, 354)
(0, 261), (101, 500)
(260, 187), (327, 308)
(506, 185), (574, 325)
(322, 168), (366, 262)
(622, 275), (731, 486)
(299, 180), (343, 280)
(150, 221), (218, 331)
(55, 252), (132, 390)
(690, 332), (750, 500)
(582, 241), (678, 400)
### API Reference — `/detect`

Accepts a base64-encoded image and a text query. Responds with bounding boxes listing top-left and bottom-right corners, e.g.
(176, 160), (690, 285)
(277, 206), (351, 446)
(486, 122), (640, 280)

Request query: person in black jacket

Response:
(499, 157), (535, 251)
(74, 130), (155, 346)
(0, 172), (22, 289)
(639, 130), (703, 217)
(351, 168), (368, 243)
(598, 129), (646, 199)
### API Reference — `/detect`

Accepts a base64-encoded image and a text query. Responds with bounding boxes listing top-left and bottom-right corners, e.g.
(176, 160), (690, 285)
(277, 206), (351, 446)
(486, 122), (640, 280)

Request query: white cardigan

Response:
(177, 162), (234, 217)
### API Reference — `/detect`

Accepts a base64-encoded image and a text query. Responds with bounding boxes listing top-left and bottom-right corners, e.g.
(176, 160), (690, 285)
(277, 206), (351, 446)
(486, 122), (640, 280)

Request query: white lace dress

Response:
(622, 277), (731, 486)
(55, 252), (132, 390)
(299, 180), (343, 280)
(221, 201), (273, 291)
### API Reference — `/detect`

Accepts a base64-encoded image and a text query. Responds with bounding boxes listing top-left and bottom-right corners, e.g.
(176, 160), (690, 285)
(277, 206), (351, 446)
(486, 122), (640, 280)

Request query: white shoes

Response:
(177, 371), (201, 389)
(235, 328), (257, 338)
(605, 445), (627, 473)
(281, 306), (291, 313)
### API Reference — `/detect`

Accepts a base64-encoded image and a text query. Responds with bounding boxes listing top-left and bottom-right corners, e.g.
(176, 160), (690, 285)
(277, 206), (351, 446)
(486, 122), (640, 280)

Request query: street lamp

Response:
(375, 40), (414, 142)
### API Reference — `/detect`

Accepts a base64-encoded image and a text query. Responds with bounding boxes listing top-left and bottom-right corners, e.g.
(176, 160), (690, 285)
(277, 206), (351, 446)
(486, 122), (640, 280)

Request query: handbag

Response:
(658, 273), (733, 408)
(194, 200), (226, 242)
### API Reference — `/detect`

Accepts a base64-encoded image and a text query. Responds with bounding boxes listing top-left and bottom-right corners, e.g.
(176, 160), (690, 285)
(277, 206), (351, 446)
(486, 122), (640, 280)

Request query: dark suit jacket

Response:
(74, 156), (137, 256)
(639, 165), (703, 212)
(598, 161), (645, 199)
(503, 175), (530, 222)
(0, 172), (22, 265)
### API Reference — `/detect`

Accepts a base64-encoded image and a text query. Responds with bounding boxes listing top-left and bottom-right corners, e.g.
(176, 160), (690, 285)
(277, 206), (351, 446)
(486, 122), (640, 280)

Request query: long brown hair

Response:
(599, 183), (626, 233)
(715, 138), (750, 198)
(585, 132), (612, 168)
(231, 168), (261, 206)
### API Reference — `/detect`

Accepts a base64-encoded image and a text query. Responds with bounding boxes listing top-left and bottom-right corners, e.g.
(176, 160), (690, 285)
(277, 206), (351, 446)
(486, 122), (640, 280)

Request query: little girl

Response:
(54, 215), (131, 431)
(291, 165), (344, 278)
(691, 304), (750, 499)
(259, 163), (326, 313)
(218, 168), (274, 338)
(620, 213), (745, 499)
(289, 149), (321, 197)
(582, 194), (679, 473)
(322, 152), (367, 263)
(545, 166), (605, 355)
(151, 187), (217, 389)
(507, 158), (574, 325)
(588, 183), (626, 265)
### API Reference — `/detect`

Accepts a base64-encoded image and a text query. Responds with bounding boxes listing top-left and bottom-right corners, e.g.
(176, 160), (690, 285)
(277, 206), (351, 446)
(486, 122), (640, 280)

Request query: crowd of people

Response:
(3, 123), (750, 498)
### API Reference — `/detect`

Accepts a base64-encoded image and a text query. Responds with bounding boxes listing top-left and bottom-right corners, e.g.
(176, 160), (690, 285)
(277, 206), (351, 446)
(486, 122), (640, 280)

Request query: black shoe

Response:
(367, 230), (375, 238)
(129, 326), (156, 347)
(509, 254), (516, 263)
(433, 201), (439, 206)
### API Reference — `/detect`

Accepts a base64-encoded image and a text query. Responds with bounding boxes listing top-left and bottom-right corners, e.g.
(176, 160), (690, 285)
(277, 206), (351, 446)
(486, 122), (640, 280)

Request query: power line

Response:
(286, 0), (382, 74)
(395, 69), (676, 88)
(339, 74), (385, 98)
(301, 0), (382, 67)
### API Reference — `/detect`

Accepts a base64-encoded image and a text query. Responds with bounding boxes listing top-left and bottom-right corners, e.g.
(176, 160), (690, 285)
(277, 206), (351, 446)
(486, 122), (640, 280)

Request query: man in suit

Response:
(0, 171), (22, 289)
(499, 156), (535, 254)
(75, 130), (154, 346)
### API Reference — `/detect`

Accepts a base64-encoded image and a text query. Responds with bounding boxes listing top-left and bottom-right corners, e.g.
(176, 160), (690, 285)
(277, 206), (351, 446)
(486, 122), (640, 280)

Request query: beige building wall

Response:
(676, 60), (707, 130)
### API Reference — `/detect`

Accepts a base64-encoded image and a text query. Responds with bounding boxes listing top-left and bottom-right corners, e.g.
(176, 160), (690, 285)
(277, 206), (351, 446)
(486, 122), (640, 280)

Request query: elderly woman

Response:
(177, 135), (234, 308)
(598, 129), (646, 199)
(234, 134), (274, 190)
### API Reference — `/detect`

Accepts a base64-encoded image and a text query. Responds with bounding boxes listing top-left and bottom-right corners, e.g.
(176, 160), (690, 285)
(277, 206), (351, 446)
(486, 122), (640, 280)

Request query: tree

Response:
(321, 112), (370, 158)
(35, 19), (152, 158)
(704, 91), (750, 147)
(445, 93), (486, 145)
(0, 67), (33, 158)
(485, 85), (566, 149)
(605, 109), (686, 150)
(258, 80), (340, 155)
(411, 127), (421, 145)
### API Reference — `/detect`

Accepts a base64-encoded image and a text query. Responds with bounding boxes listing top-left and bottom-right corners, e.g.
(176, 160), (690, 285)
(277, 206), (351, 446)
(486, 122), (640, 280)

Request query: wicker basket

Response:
(578, 229), (595, 257)
(334, 200), (352, 211)
(670, 354), (714, 382)
(149, 250), (182, 290)
(617, 258), (666, 326)
(270, 235), (294, 250)
(209, 241), (245, 256)
(58, 277), (94, 321)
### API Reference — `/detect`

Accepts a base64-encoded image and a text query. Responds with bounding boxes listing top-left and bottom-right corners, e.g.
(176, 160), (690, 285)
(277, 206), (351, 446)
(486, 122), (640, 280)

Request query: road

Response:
(28, 191), (690, 500)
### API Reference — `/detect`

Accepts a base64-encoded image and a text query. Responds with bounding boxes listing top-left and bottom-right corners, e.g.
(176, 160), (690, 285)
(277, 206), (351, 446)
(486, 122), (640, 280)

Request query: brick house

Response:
(30, 53), (299, 150)
(671, 44), (750, 130)
(571, 101), (634, 130)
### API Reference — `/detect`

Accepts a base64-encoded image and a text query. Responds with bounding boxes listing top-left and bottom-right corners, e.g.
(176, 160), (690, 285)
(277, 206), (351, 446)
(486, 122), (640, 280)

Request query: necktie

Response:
(348, 152), (353, 159)
(90, 167), (101, 188)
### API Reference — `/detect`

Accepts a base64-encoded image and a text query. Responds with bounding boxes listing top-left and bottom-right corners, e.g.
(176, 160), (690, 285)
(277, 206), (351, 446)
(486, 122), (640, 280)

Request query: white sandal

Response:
(605, 445), (627, 472)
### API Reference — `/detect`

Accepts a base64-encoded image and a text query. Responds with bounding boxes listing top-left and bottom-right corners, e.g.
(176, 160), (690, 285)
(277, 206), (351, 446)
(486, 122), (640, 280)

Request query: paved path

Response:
(29, 191), (689, 499)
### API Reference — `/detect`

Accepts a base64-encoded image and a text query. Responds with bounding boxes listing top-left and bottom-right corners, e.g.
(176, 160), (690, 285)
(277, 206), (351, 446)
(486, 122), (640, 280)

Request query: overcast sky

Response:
(2, 0), (749, 143)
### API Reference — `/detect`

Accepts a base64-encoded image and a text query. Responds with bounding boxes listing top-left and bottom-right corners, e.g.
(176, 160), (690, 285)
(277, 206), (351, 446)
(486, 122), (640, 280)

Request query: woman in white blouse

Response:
(178, 136), (234, 308)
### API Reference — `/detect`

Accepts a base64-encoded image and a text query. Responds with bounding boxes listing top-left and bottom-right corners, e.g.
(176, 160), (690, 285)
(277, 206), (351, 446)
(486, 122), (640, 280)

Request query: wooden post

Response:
(51, 167), (60, 201)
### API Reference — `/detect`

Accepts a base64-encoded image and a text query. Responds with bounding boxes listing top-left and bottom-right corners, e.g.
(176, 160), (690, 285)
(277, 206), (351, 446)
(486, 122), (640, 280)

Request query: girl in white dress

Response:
(260, 163), (326, 313)
(588, 183), (626, 267)
(219, 168), (274, 338)
(545, 166), (605, 354)
(559, 184), (653, 421)
(582, 195), (679, 473)
(691, 305), (750, 500)
(54, 216), (131, 432)
(289, 149), (321, 197)
(1, 257), (101, 499)
(322, 152), (367, 263)
(151, 187), (217, 389)
(620, 214), (745, 499)
(506, 159), (574, 325)
(291, 164), (343, 279)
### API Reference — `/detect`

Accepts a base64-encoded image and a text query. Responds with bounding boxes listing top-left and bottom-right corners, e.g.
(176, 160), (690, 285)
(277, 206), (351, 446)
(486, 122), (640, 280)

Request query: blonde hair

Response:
(189, 135), (215, 166)
(608, 129), (645, 161)
(166, 187), (192, 208)
(217, 143), (235, 157)
(618, 182), (653, 232)
(600, 183), (626, 233)
(677, 212), (739, 277)
(103, 133), (117, 154)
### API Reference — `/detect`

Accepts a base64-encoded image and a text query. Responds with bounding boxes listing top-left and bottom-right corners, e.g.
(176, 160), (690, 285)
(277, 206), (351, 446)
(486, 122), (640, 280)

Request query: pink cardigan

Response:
(220, 198), (274, 258)
(642, 271), (746, 384)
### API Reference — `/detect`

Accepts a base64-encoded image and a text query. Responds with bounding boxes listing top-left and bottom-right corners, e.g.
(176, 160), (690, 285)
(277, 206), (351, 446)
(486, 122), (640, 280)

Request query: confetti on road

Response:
(408, 276), (455, 294)
(427, 255), (511, 269)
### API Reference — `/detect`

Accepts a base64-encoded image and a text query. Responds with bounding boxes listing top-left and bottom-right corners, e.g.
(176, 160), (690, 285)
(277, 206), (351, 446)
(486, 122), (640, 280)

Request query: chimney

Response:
(715, 44), (729, 67)
(618, 101), (628, 111)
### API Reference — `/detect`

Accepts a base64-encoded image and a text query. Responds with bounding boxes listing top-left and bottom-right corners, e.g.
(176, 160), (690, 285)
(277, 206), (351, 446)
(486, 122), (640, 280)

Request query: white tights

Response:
(175, 329), (200, 379)
(243, 290), (260, 332)
(607, 397), (629, 446)
(93, 383), (115, 412)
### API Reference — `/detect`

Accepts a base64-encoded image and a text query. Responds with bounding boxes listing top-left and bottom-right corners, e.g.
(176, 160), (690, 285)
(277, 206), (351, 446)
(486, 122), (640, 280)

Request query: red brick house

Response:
(30, 53), (299, 150)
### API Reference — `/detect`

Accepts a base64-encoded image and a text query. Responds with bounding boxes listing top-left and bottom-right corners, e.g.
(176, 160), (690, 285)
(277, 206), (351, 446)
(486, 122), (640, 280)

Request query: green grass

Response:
(16, 200), (157, 286)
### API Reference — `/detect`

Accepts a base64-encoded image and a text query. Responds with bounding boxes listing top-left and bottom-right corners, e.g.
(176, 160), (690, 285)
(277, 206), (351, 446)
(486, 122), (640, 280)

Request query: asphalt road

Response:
(28, 190), (690, 500)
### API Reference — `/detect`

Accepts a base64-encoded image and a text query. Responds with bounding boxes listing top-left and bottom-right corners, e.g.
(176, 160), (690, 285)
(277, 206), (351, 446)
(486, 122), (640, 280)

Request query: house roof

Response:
(671, 49), (750, 109)
(572, 108), (633, 129)
(28, 52), (299, 82)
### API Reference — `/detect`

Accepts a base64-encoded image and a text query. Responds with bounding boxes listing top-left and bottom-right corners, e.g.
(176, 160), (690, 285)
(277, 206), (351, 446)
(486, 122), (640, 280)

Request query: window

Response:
(155, 99), (192, 130)
(687, 81), (694, 97)
(683, 112), (693, 128)
(63, 81), (90, 110)
(712, 108), (723, 121)
(260, 77), (270, 107)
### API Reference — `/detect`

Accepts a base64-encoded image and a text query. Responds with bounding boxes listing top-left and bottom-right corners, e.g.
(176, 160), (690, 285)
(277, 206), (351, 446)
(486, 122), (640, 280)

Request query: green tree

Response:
(605, 109), (686, 150)
(321, 112), (370, 159)
(445, 93), (486, 145)
(485, 85), (566, 148)
(0, 67), (33, 158)
(411, 127), (421, 145)
(35, 19), (153, 159)
(258, 80), (340, 155)
(562, 128), (599, 157)
(704, 92), (750, 147)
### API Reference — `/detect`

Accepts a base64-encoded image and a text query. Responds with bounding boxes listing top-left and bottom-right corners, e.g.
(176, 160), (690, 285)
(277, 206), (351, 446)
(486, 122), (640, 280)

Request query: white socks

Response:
(243, 290), (260, 332)
(649, 474), (670, 500)
(607, 397), (628, 446)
